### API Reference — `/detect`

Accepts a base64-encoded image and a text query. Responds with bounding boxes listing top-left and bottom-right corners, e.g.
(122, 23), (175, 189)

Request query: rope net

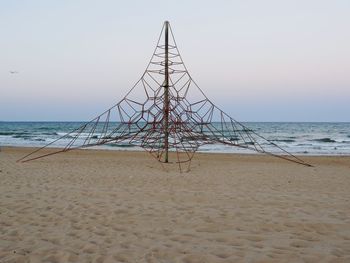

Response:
(18, 22), (311, 170)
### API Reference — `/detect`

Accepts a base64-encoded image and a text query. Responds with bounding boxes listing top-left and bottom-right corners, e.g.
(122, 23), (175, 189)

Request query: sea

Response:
(1, 122), (350, 155)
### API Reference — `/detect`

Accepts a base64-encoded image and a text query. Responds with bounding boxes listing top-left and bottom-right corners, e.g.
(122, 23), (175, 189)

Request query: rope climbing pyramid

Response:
(18, 21), (311, 170)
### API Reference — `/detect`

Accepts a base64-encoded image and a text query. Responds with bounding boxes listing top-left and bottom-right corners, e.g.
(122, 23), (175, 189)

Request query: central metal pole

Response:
(164, 21), (170, 163)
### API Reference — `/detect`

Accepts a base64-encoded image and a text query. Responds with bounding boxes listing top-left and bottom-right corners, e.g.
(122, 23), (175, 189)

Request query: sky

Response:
(1, 0), (349, 121)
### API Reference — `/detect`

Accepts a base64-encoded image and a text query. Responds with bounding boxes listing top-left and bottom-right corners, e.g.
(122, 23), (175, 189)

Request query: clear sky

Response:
(1, 0), (349, 121)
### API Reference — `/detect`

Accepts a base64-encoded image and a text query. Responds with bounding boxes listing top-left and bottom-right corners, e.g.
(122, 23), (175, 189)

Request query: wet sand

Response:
(1, 147), (350, 262)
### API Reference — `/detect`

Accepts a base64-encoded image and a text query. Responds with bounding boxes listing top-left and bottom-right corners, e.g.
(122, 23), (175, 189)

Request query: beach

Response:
(1, 147), (350, 262)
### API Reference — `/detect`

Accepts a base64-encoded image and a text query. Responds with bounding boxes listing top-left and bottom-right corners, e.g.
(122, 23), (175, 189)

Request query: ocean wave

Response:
(272, 139), (295, 143)
(311, 138), (336, 143)
(1, 131), (31, 136)
(0, 131), (15, 136)
(12, 135), (33, 140)
(38, 127), (56, 130)
(56, 133), (74, 139)
(41, 132), (59, 136)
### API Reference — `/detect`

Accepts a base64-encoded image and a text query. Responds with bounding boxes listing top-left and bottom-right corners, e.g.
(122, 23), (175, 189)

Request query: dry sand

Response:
(0, 147), (350, 263)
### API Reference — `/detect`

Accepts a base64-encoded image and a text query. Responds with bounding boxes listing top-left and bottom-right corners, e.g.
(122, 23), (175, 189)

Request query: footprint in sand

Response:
(289, 240), (309, 248)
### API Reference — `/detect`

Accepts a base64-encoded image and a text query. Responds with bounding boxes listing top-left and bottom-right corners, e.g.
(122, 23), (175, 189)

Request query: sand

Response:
(0, 147), (350, 263)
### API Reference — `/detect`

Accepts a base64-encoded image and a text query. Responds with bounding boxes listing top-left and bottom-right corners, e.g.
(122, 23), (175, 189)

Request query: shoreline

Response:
(3, 145), (350, 158)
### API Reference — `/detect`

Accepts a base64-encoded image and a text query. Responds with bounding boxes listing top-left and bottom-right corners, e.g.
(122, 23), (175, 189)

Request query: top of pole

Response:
(164, 21), (170, 30)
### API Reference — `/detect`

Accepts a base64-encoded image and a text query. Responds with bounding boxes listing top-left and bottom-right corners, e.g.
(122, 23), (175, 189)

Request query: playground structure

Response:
(18, 21), (311, 171)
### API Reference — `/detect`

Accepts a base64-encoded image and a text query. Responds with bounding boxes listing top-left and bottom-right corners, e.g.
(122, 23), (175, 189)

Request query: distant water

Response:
(1, 122), (350, 155)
